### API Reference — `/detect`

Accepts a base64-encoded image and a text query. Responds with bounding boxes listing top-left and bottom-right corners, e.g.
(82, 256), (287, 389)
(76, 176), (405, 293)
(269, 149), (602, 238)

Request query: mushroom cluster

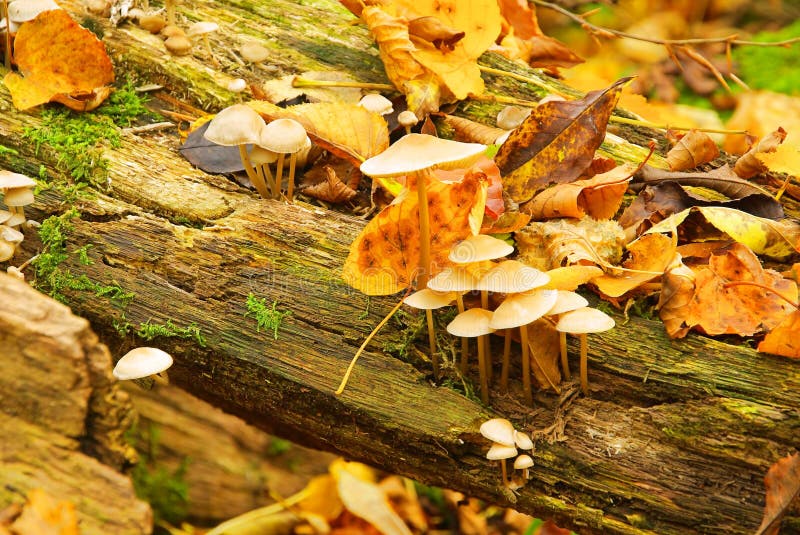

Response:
(0, 170), (35, 264)
(480, 418), (534, 488)
(203, 104), (310, 202)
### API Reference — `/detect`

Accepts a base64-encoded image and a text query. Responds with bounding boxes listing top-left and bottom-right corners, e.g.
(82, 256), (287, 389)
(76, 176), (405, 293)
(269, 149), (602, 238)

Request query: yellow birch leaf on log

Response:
(342, 172), (486, 295)
(361, 5), (427, 90)
(756, 142), (800, 177)
(494, 77), (630, 204)
(646, 206), (800, 260)
(592, 233), (676, 298)
(3, 10), (113, 110)
(526, 163), (635, 220)
(758, 311), (800, 359)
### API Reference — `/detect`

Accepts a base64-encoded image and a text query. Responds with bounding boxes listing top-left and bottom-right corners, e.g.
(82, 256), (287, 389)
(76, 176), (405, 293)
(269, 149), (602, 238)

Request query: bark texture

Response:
(1, 0), (799, 534)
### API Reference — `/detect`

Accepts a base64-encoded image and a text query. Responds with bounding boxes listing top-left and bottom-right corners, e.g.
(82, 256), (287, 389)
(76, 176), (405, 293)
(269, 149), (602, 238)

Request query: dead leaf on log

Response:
(179, 121), (249, 173)
(645, 206), (800, 260)
(666, 129), (720, 171)
(755, 453), (800, 535)
(303, 165), (358, 204)
(526, 318), (561, 390)
(657, 255), (697, 338)
(494, 77), (629, 204)
(9, 489), (79, 535)
(758, 308), (800, 359)
(632, 164), (775, 200)
(525, 163), (635, 221)
(734, 127), (787, 179)
(3, 10), (114, 111)
(342, 172), (486, 295)
(442, 114), (509, 145)
(592, 233), (676, 299)
(260, 71), (363, 105)
(408, 16), (465, 52)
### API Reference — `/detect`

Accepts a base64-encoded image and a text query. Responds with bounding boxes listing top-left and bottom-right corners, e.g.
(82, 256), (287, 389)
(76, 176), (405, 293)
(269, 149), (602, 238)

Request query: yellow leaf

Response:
(336, 469), (413, 535)
(592, 233), (676, 298)
(757, 142), (800, 177)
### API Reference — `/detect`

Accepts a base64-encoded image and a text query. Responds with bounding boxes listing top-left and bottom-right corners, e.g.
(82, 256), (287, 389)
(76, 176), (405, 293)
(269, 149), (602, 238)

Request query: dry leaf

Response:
(335, 466), (413, 535)
(248, 101), (389, 165)
(724, 91), (800, 155)
(754, 453), (800, 535)
(525, 163), (635, 221)
(3, 10), (114, 110)
(495, 78), (629, 204)
(407, 16), (465, 51)
(9, 489), (79, 535)
(342, 172), (486, 294)
(633, 164), (775, 200)
(657, 255), (696, 338)
(303, 165), (358, 203)
(261, 71), (363, 104)
(297, 474), (345, 521)
(666, 129), (720, 171)
(757, 142), (800, 177)
(734, 127), (787, 179)
(592, 233), (677, 298)
(542, 265), (603, 291)
(526, 318), (561, 390)
(379, 477), (428, 532)
(442, 114), (509, 145)
(758, 308), (800, 359)
(645, 206), (800, 261)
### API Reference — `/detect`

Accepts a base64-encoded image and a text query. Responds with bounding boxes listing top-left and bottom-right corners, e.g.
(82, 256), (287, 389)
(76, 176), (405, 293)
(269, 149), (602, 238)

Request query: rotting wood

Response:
(1, 1), (799, 533)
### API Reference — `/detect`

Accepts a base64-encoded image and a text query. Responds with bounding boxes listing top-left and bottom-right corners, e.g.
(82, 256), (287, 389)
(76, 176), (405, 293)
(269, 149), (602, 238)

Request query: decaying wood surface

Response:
(0, 274), (151, 534)
(1, 0), (799, 533)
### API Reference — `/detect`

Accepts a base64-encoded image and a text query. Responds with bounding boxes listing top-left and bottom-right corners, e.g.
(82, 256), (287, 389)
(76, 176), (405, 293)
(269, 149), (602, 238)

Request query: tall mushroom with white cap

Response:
(259, 118), (311, 203)
(447, 308), (494, 404)
(403, 288), (456, 378)
(545, 290), (589, 380)
(113, 346), (174, 384)
(358, 93), (393, 116)
(556, 307), (615, 395)
(187, 21), (220, 66)
(0, 170), (36, 226)
(203, 104), (270, 199)
(427, 266), (479, 373)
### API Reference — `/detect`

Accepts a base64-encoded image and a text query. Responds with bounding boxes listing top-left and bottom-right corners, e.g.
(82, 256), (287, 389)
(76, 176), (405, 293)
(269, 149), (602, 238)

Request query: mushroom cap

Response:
(204, 104), (266, 146)
(360, 134), (486, 178)
(8, 0), (61, 22)
(0, 225), (24, 244)
(113, 347), (173, 380)
(4, 187), (35, 207)
(227, 78), (247, 93)
(0, 240), (14, 262)
(240, 41), (270, 63)
(514, 430), (534, 450)
(259, 118), (311, 154)
(187, 21), (219, 36)
(358, 93), (393, 116)
(165, 34), (192, 55)
(0, 18), (20, 33)
(160, 24), (185, 39)
(0, 171), (36, 189)
(479, 418), (515, 446)
(403, 288), (456, 310)
(490, 289), (558, 330)
(446, 308), (494, 338)
(449, 234), (513, 264)
(555, 307), (615, 334)
(249, 145), (278, 166)
(138, 14), (166, 33)
(513, 453), (534, 470)
(486, 442), (518, 460)
(496, 105), (531, 130)
(0, 210), (11, 225)
(397, 110), (419, 127)
(4, 213), (26, 227)
(546, 290), (589, 316)
(427, 266), (479, 293)
(476, 260), (550, 294)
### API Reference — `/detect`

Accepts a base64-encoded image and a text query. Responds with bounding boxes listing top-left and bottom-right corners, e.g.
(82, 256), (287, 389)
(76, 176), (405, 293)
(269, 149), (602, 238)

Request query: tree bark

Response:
(1, 1), (799, 534)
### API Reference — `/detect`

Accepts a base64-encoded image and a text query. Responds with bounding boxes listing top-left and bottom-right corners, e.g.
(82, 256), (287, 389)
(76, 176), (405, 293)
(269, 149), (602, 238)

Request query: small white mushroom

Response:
(514, 454), (534, 480)
(486, 442), (517, 487)
(113, 347), (174, 383)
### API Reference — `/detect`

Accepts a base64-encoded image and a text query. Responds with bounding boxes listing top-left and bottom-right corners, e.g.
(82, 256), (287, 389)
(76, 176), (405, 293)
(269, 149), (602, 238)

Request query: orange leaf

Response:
(758, 310), (800, 358)
(525, 163), (635, 220)
(755, 453), (800, 535)
(592, 233), (676, 298)
(734, 127), (787, 179)
(495, 77), (629, 203)
(666, 129), (720, 171)
(343, 172), (486, 294)
(9, 489), (79, 535)
(3, 10), (113, 110)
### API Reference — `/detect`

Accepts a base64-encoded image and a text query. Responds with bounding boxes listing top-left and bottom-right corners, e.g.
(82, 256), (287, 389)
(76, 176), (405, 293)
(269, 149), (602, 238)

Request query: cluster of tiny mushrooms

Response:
(481, 418), (534, 489)
(0, 170), (37, 277)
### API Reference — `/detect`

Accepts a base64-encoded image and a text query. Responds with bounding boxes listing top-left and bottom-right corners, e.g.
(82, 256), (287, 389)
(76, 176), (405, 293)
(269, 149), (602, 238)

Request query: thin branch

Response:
(530, 0), (800, 48)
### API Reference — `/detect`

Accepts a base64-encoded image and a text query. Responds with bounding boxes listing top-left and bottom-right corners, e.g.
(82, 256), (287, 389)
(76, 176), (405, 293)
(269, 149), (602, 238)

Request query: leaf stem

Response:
(723, 281), (799, 310)
(292, 77), (395, 91)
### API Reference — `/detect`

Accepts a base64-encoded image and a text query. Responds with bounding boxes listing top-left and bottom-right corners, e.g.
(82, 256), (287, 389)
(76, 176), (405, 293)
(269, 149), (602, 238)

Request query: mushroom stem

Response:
(238, 145), (269, 198)
(559, 331), (571, 380)
(275, 153), (286, 199)
(153, 371), (170, 386)
(286, 152), (298, 203)
(425, 309), (438, 378)
(500, 459), (508, 487)
(413, 170), (433, 288)
(520, 324), (532, 405)
(500, 330), (511, 392)
(477, 332), (489, 405)
(202, 34), (219, 67)
(3, 1), (10, 70)
(579, 333), (589, 395)
(165, 0), (176, 25)
(480, 290), (492, 382)
(257, 164), (277, 198)
(456, 294), (468, 374)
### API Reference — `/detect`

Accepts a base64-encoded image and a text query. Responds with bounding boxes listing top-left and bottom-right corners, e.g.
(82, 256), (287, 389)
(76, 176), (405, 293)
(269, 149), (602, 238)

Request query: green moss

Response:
(136, 319), (207, 347)
(244, 293), (292, 339)
(733, 20), (800, 95)
(266, 436), (292, 456)
(127, 423), (190, 526)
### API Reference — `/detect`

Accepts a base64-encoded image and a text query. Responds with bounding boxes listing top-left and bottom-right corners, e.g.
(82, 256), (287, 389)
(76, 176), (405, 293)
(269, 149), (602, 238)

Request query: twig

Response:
(121, 122), (176, 135)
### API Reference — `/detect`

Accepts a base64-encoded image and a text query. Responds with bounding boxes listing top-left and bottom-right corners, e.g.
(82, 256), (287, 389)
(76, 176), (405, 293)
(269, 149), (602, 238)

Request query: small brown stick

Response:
(723, 282), (799, 310)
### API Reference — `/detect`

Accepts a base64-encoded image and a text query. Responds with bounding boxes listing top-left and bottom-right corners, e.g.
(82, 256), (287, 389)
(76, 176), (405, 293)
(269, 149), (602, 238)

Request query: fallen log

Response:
(1, 1), (799, 533)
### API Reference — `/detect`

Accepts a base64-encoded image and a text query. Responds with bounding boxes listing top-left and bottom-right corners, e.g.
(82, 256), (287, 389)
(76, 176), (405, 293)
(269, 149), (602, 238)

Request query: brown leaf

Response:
(758, 309), (800, 359)
(3, 10), (114, 110)
(525, 163), (635, 221)
(9, 489), (79, 535)
(632, 164), (777, 202)
(526, 318), (561, 391)
(657, 256), (697, 338)
(303, 165), (358, 203)
(442, 114), (509, 145)
(592, 233), (677, 299)
(666, 129), (720, 171)
(734, 127), (787, 179)
(755, 453), (800, 535)
(494, 77), (629, 203)
(536, 519), (572, 535)
(407, 16), (464, 52)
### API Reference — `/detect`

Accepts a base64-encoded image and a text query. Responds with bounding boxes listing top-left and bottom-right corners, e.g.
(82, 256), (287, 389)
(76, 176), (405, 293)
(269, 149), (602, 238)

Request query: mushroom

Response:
(447, 308), (494, 404)
(555, 307), (615, 395)
(248, 145), (278, 198)
(513, 454), (534, 481)
(258, 118), (311, 203)
(138, 13), (166, 33)
(187, 21), (219, 66)
(164, 34), (192, 56)
(486, 443), (517, 487)
(113, 346), (174, 384)
(545, 290), (589, 380)
(496, 105), (531, 130)
(203, 104), (270, 199)
(513, 430), (533, 451)
(490, 289), (557, 404)
(0, 170), (36, 226)
(227, 78), (247, 93)
(397, 110), (419, 135)
(358, 93), (393, 116)
(479, 417), (515, 447)
(403, 288), (456, 378)
(7, 0), (61, 24)
(164, 0), (181, 26)
(427, 266), (479, 373)
(240, 41), (270, 71)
